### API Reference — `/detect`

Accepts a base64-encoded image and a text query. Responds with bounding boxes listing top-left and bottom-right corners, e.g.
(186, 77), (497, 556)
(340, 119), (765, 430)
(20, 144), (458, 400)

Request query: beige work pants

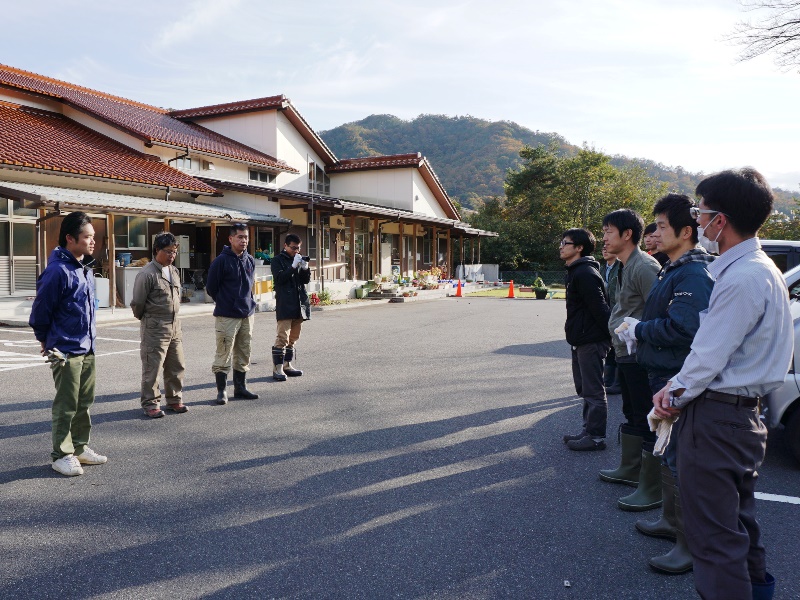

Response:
(212, 315), (254, 374)
(140, 317), (184, 407)
(275, 319), (303, 349)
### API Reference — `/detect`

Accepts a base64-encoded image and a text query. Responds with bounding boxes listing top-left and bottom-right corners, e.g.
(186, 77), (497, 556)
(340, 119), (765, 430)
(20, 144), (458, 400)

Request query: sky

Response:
(2, 0), (799, 190)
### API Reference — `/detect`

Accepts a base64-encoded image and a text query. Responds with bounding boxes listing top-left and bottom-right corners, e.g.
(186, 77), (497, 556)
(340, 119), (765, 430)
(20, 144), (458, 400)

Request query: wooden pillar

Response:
(431, 226), (438, 266)
(373, 218), (379, 277)
(478, 237), (482, 263)
(412, 224), (418, 274)
(399, 221), (405, 276)
(107, 213), (116, 309)
(317, 209), (323, 289)
(446, 229), (451, 279)
(163, 218), (171, 232)
(210, 223), (217, 261)
(349, 214), (356, 280)
(470, 238), (475, 264)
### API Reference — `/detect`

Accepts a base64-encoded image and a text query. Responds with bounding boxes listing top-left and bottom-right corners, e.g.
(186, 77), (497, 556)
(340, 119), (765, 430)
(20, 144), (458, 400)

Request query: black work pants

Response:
(676, 397), (767, 600)
(570, 340), (610, 437)
(616, 357), (656, 449)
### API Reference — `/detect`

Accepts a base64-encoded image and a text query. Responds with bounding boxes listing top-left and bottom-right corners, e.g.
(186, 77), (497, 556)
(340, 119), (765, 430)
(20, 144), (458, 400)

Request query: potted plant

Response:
(533, 276), (548, 300)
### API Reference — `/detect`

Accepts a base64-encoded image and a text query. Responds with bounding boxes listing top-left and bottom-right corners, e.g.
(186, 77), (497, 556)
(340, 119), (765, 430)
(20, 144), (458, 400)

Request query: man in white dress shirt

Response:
(653, 168), (792, 600)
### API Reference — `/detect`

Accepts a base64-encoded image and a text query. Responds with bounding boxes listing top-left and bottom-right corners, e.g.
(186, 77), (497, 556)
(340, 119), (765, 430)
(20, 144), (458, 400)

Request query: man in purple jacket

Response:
(29, 212), (107, 477)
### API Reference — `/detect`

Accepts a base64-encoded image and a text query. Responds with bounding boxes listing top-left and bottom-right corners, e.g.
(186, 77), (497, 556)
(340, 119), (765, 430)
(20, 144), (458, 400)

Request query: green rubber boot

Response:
(649, 484), (693, 574)
(599, 432), (642, 487)
(618, 449), (662, 511)
(635, 464), (677, 540)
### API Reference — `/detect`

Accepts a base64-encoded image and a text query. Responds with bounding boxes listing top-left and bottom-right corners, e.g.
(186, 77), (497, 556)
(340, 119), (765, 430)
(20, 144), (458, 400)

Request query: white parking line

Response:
(96, 337), (140, 343)
(756, 492), (800, 505)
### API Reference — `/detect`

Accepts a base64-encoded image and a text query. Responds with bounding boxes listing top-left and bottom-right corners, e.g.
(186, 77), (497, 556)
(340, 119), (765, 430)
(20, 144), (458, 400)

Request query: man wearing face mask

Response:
(653, 168), (792, 600)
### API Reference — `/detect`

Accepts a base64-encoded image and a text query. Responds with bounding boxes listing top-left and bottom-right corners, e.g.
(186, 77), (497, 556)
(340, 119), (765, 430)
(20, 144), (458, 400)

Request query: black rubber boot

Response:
(599, 431), (642, 487)
(635, 464), (678, 540)
(284, 347), (303, 377)
(232, 369), (258, 399)
(215, 372), (228, 405)
(272, 346), (287, 382)
(649, 483), (693, 574)
(618, 450), (663, 511)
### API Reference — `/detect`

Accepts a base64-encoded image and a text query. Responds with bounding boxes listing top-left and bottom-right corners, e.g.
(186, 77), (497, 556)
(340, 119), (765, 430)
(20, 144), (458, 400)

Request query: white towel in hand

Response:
(647, 407), (678, 456)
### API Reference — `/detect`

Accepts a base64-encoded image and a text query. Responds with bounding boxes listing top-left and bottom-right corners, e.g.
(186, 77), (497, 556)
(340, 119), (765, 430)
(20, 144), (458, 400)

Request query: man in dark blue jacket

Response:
(621, 194), (714, 575)
(29, 212), (107, 477)
(206, 223), (258, 403)
(271, 233), (311, 381)
(561, 228), (612, 451)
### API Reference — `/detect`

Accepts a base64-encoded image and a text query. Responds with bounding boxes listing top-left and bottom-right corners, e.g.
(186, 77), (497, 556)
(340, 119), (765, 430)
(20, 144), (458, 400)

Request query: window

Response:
(114, 216), (148, 249)
(174, 153), (192, 170)
(249, 169), (276, 184)
(307, 160), (330, 195)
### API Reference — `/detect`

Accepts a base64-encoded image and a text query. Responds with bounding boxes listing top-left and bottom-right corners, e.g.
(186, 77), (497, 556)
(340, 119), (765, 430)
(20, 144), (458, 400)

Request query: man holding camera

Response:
(271, 233), (311, 381)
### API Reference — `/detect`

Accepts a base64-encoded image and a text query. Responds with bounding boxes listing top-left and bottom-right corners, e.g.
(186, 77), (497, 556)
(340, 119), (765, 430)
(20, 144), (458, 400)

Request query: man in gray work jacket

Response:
(131, 232), (187, 418)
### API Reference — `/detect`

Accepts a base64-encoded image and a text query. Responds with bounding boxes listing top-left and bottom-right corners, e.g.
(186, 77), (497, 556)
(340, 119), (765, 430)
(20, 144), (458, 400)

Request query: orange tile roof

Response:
(0, 64), (297, 173)
(327, 153), (424, 172)
(0, 101), (218, 193)
(170, 96), (288, 119)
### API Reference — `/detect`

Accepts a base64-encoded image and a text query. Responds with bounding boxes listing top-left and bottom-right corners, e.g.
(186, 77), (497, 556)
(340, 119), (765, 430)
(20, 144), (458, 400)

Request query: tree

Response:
(468, 144), (668, 271)
(727, 1), (800, 69)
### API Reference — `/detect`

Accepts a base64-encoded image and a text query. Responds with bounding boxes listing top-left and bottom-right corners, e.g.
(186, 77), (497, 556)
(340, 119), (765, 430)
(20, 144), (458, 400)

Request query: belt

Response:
(700, 389), (760, 408)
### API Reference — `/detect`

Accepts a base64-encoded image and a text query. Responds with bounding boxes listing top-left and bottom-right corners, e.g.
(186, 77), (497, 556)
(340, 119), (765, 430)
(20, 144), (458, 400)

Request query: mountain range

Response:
(320, 114), (799, 215)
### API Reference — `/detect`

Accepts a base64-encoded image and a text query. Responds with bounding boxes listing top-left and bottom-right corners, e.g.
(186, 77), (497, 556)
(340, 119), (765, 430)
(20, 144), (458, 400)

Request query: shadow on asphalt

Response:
(0, 464), (56, 485)
(494, 340), (570, 358)
(209, 397), (577, 474)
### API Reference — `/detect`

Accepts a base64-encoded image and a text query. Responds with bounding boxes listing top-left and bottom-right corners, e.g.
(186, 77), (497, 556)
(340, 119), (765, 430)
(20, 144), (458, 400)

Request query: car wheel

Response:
(785, 407), (800, 464)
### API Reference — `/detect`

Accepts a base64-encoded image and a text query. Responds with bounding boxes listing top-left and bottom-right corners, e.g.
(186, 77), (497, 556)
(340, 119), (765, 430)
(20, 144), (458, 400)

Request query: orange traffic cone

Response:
(455, 279), (463, 297)
(507, 280), (516, 299)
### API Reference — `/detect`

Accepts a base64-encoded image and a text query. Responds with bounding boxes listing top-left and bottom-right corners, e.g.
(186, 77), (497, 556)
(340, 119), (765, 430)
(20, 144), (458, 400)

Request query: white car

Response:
(763, 263), (800, 463)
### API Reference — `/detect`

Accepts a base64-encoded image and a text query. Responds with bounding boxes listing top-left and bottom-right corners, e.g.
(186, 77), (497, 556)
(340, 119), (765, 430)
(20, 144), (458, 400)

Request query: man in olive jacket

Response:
(600, 209), (662, 512)
(561, 228), (612, 451)
(271, 233), (311, 381)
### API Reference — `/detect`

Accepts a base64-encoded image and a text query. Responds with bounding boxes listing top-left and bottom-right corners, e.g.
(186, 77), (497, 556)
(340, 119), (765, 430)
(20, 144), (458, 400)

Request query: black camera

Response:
(302, 255), (310, 262)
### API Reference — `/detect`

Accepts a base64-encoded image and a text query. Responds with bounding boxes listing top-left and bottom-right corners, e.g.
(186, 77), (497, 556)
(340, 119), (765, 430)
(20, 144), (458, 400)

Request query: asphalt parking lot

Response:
(1, 297), (798, 599)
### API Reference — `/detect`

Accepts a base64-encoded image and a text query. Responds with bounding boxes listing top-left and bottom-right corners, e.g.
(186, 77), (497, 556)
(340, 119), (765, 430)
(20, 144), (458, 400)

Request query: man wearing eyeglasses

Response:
(131, 232), (187, 418)
(653, 169), (792, 600)
(560, 228), (612, 451)
(271, 233), (311, 381)
(206, 223), (259, 404)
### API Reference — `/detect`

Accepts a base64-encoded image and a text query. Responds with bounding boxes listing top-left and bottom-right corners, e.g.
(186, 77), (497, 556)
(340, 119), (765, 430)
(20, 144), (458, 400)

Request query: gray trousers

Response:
(676, 397), (767, 600)
(140, 318), (185, 407)
(570, 340), (610, 437)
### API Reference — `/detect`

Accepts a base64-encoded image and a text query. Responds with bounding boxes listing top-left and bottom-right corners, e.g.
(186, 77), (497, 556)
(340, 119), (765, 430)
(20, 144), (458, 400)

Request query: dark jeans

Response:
(571, 340), (611, 437)
(616, 357), (656, 450)
(649, 375), (677, 476)
(676, 397), (767, 600)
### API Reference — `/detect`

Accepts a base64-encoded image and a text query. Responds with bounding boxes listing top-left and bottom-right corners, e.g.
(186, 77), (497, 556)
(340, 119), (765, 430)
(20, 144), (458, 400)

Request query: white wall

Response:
(195, 189), (281, 215)
(189, 111), (279, 158)
(330, 169), (414, 211)
(275, 112), (324, 193)
(411, 170), (449, 219)
(0, 89), (63, 113)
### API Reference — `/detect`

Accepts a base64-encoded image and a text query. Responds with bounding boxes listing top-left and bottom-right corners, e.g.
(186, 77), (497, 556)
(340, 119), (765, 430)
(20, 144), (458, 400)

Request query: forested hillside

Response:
(320, 114), (799, 214)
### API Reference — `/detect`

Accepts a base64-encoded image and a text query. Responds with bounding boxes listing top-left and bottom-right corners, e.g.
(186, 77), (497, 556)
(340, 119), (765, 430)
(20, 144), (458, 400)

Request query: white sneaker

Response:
(77, 446), (107, 465)
(52, 455), (84, 476)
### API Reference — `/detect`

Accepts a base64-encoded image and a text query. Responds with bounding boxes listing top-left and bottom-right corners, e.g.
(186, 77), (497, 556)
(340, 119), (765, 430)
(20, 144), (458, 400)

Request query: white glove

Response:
(623, 317), (640, 335)
(292, 254), (303, 268)
(614, 321), (637, 354)
(647, 407), (678, 456)
(300, 260), (309, 270)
